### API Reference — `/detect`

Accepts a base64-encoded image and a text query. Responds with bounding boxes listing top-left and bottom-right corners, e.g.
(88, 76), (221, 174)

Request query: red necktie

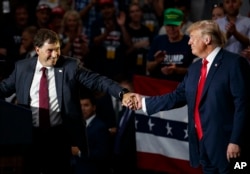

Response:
(39, 67), (50, 128)
(194, 58), (208, 140)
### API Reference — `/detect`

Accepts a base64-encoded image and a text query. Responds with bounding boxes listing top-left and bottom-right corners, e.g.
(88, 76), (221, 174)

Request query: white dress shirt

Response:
(30, 60), (62, 127)
(86, 114), (96, 127)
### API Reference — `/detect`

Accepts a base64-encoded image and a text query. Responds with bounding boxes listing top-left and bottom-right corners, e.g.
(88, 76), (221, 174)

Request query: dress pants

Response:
(199, 139), (230, 174)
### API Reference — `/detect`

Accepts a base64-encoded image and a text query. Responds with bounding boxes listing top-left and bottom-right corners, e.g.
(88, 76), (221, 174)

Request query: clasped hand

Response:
(122, 92), (142, 110)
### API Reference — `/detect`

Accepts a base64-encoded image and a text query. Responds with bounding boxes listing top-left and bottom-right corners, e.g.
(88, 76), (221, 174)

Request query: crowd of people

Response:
(0, 0), (250, 174)
(0, 0), (250, 80)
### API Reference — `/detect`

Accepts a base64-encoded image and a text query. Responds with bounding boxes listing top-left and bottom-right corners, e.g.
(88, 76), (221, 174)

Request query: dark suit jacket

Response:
(72, 116), (111, 174)
(145, 49), (250, 168)
(0, 55), (124, 153)
(86, 116), (111, 161)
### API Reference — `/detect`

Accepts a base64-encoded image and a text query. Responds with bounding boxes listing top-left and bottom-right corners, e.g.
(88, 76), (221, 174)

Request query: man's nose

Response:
(51, 50), (59, 57)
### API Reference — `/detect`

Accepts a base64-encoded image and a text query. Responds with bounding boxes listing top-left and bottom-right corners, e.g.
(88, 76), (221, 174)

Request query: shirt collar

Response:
(36, 59), (53, 72)
(206, 47), (221, 64)
(86, 114), (96, 127)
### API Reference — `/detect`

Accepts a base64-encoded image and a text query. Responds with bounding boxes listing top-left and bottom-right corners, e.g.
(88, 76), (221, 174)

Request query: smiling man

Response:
(0, 28), (133, 174)
(127, 20), (250, 174)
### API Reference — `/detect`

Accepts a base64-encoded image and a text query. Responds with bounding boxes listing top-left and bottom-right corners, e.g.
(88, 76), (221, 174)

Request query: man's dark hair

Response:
(80, 93), (97, 106)
(33, 28), (60, 47)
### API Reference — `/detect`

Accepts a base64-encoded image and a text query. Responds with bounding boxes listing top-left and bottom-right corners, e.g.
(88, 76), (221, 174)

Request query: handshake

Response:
(121, 92), (142, 110)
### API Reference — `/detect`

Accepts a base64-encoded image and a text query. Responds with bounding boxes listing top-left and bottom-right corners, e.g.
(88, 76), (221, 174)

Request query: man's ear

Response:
(35, 46), (39, 54)
(204, 35), (212, 45)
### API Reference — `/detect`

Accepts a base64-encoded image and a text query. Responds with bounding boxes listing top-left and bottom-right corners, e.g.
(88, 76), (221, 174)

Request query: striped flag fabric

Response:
(133, 75), (202, 174)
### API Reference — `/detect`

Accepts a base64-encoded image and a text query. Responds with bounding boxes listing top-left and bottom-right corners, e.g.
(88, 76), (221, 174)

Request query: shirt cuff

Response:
(142, 97), (148, 115)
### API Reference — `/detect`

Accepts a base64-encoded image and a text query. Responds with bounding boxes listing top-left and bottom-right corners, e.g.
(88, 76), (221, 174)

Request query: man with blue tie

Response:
(125, 20), (250, 174)
(0, 28), (132, 174)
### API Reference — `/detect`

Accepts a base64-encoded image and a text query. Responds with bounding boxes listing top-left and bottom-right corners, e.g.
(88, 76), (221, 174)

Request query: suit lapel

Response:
(201, 49), (223, 99)
(23, 58), (37, 103)
(87, 118), (93, 128)
(191, 59), (202, 107)
(54, 66), (63, 110)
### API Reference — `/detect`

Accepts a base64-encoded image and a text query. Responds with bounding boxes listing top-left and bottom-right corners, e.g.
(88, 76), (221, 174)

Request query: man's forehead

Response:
(41, 41), (60, 48)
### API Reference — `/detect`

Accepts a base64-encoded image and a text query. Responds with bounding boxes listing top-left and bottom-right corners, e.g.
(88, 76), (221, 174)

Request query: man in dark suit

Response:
(125, 20), (250, 173)
(71, 94), (112, 174)
(0, 28), (132, 174)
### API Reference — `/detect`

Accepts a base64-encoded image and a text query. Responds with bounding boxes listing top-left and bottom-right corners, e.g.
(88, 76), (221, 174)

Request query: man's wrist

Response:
(119, 88), (129, 101)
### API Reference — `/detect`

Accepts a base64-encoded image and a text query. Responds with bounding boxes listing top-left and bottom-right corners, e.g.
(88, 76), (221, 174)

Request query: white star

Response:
(148, 119), (154, 131)
(166, 122), (173, 135)
(183, 126), (188, 139)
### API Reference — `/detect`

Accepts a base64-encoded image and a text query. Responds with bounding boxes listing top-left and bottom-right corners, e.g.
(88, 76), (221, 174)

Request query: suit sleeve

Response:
(229, 56), (250, 144)
(145, 79), (187, 115)
(75, 62), (123, 99)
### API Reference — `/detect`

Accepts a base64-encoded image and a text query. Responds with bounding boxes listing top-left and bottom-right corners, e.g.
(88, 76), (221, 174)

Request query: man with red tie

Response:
(125, 20), (250, 173)
(0, 28), (133, 174)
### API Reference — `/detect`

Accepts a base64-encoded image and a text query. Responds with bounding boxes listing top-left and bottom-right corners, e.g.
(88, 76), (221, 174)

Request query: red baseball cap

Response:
(52, 6), (65, 17)
(98, 0), (114, 6)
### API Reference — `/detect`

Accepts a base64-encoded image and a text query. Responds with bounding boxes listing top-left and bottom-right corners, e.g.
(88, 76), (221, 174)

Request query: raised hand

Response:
(154, 50), (166, 63)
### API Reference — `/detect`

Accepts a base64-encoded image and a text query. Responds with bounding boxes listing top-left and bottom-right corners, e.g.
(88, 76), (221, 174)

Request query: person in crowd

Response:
(158, 0), (193, 36)
(0, 3), (31, 77)
(74, 0), (98, 40)
(48, 6), (65, 33)
(34, 3), (52, 29)
(147, 8), (196, 82)
(0, 28), (133, 174)
(140, 0), (161, 36)
(37, 0), (58, 8)
(125, 2), (153, 76)
(59, 10), (89, 64)
(241, 46), (250, 63)
(215, 0), (250, 54)
(19, 25), (38, 60)
(88, 0), (131, 79)
(74, 0), (119, 40)
(124, 20), (250, 174)
(79, 86), (118, 147)
(211, 3), (225, 21)
(71, 94), (112, 174)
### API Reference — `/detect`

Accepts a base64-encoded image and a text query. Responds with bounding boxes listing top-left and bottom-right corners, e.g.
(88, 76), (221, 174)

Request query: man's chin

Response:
(47, 58), (58, 65)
